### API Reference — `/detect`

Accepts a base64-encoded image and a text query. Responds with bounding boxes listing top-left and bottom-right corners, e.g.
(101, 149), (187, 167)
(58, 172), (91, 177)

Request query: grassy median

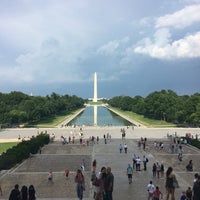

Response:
(0, 142), (19, 155)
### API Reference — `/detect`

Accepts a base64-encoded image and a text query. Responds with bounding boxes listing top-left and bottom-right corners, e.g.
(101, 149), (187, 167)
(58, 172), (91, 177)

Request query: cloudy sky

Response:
(0, 0), (200, 98)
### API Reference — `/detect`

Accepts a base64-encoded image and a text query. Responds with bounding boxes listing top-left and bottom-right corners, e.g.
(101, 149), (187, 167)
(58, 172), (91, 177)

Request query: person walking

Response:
(104, 167), (114, 200)
(75, 169), (85, 200)
(147, 180), (155, 200)
(127, 164), (133, 184)
(165, 166), (178, 200)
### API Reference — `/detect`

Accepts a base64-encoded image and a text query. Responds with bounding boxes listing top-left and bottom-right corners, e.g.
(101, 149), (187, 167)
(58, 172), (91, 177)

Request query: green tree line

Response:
(0, 91), (85, 127)
(0, 133), (49, 170)
(108, 90), (200, 126)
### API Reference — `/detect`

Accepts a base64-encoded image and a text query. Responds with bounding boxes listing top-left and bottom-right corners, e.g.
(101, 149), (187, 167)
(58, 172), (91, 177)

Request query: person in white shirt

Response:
(124, 143), (127, 153)
(136, 156), (141, 171)
(147, 180), (155, 200)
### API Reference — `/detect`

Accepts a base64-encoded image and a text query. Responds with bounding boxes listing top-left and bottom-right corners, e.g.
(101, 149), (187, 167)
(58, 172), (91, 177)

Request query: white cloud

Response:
(97, 41), (119, 56)
(156, 4), (200, 29)
(97, 37), (130, 56)
(139, 17), (152, 27)
(134, 31), (200, 59)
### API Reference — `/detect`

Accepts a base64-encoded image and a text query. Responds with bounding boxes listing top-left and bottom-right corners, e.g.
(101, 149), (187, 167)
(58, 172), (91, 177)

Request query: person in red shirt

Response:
(65, 169), (69, 179)
(153, 186), (163, 200)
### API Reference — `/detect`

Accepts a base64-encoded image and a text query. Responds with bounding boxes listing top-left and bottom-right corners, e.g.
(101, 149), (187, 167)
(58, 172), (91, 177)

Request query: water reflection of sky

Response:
(68, 106), (133, 126)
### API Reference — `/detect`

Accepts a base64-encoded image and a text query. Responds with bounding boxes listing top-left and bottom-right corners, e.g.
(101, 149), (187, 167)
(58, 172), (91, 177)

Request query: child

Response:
(48, 169), (53, 184)
(153, 186), (163, 200)
(186, 187), (192, 200)
(65, 169), (69, 178)
(180, 191), (186, 200)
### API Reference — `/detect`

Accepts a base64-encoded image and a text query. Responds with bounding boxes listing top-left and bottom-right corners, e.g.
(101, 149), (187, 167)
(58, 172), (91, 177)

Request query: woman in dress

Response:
(165, 167), (177, 200)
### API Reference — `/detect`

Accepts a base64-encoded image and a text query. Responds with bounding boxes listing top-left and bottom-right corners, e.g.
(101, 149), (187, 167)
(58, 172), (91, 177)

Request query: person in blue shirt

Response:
(127, 164), (133, 184)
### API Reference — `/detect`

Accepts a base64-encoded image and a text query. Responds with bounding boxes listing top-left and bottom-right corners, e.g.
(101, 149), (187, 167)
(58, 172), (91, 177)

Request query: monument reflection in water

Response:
(68, 105), (133, 126)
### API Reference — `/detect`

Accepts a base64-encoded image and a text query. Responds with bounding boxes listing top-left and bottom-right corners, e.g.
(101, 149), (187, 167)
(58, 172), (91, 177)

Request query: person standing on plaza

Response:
(97, 136), (99, 144)
(75, 169), (85, 200)
(119, 144), (123, 153)
(103, 134), (107, 144)
(156, 162), (161, 179)
(165, 166), (177, 200)
(48, 169), (53, 184)
(92, 159), (97, 172)
(94, 166), (107, 200)
(180, 191), (187, 200)
(143, 155), (148, 171)
(20, 185), (28, 200)
(186, 160), (193, 171)
(81, 159), (85, 171)
(153, 186), (163, 200)
(9, 184), (20, 200)
(104, 167), (114, 200)
(193, 175), (200, 200)
(65, 168), (70, 179)
(28, 185), (36, 200)
(152, 163), (157, 178)
(160, 162), (164, 178)
(136, 156), (141, 171)
(124, 143), (127, 153)
(147, 180), (155, 200)
(132, 154), (137, 169)
(127, 164), (133, 184)
(186, 187), (192, 200)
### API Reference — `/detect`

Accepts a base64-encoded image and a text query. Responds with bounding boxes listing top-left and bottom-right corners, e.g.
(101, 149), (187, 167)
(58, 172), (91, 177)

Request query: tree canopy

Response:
(0, 91), (85, 127)
(108, 90), (200, 126)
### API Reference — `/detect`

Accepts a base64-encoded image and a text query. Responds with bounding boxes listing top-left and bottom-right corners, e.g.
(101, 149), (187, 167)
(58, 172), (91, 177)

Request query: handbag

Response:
(173, 179), (179, 188)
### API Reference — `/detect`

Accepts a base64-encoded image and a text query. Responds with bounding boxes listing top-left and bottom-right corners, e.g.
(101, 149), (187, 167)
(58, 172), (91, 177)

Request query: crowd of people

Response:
(91, 165), (114, 200)
(2, 128), (200, 200)
(8, 184), (36, 200)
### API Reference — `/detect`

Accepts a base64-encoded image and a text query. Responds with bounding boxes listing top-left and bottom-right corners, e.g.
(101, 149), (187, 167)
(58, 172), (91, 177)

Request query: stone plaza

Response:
(0, 126), (200, 199)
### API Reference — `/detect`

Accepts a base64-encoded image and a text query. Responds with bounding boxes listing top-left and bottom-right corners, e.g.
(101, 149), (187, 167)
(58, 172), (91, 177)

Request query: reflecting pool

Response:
(67, 106), (133, 126)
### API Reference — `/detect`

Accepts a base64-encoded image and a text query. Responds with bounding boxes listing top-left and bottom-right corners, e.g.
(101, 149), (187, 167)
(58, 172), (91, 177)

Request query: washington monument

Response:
(93, 72), (98, 102)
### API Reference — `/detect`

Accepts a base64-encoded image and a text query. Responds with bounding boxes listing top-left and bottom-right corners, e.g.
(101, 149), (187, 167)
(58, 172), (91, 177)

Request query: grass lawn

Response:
(31, 109), (83, 128)
(109, 107), (176, 127)
(0, 142), (19, 155)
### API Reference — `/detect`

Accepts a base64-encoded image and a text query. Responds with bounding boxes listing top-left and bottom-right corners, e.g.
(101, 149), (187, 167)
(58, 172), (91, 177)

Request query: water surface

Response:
(68, 106), (133, 126)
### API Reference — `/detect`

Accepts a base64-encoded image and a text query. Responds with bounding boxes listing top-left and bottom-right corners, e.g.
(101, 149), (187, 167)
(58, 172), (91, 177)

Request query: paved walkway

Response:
(0, 127), (200, 199)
